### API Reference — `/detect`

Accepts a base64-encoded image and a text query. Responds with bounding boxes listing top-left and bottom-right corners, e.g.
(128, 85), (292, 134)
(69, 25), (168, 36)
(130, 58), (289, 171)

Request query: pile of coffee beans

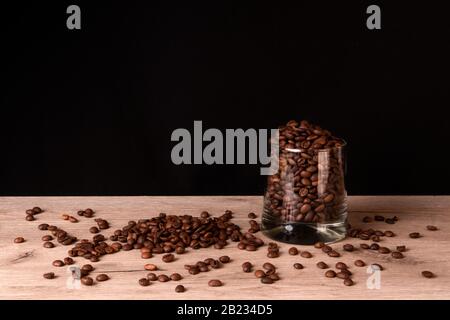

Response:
(25, 206), (43, 221)
(263, 120), (346, 223)
(62, 214), (79, 223)
(248, 220), (260, 233)
(237, 232), (264, 251)
(77, 208), (95, 218)
(267, 242), (280, 258)
(37, 224), (77, 246)
(184, 257), (224, 275)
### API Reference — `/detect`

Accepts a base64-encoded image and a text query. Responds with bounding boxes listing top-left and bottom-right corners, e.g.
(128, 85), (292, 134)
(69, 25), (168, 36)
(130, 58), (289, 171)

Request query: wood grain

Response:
(0, 196), (448, 300)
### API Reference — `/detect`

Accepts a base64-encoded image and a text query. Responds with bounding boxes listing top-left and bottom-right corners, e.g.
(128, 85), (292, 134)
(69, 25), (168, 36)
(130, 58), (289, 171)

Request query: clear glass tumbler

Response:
(261, 141), (348, 245)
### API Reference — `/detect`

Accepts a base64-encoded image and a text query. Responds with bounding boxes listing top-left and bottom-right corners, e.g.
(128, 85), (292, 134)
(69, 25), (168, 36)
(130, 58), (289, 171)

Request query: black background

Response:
(2, 1), (450, 196)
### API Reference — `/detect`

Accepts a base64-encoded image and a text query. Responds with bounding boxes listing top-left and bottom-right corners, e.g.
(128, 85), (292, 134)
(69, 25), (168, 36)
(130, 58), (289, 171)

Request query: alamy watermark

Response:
(366, 264), (381, 289)
(170, 121), (279, 175)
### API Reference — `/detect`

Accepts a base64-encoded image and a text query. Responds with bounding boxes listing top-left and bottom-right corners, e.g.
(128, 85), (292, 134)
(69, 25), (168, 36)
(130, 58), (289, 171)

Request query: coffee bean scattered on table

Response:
(327, 250), (340, 258)
(421, 271), (434, 278)
(396, 245), (406, 252)
(52, 260), (64, 267)
(293, 263), (303, 270)
(300, 251), (312, 258)
(89, 227), (99, 234)
(362, 216), (372, 223)
(175, 285), (185, 292)
(354, 260), (365, 267)
(360, 243), (369, 249)
(81, 264), (94, 272)
(335, 262), (347, 270)
(64, 257), (74, 265)
(316, 261), (328, 269)
(208, 279), (223, 287)
(254, 270), (266, 278)
(325, 270), (336, 278)
(96, 274), (109, 282)
(261, 277), (274, 284)
(426, 225), (438, 231)
(81, 277), (94, 286)
(43, 272), (55, 279)
(336, 272), (350, 280)
(43, 241), (54, 248)
(391, 251), (404, 259)
(242, 262), (252, 272)
(384, 230), (395, 237)
(343, 279), (354, 286)
(248, 212), (257, 219)
(14, 237), (25, 243)
(409, 232), (421, 239)
(374, 215), (385, 222)
(314, 242), (325, 249)
(38, 224), (49, 230)
(219, 256), (230, 263)
(343, 244), (354, 252)
(139, 278), (150, 286)
(170, 273), (182, 281)
(288, 247), (299, 255)
(378, 247), (390, 254)
(25, 215), (35, 221)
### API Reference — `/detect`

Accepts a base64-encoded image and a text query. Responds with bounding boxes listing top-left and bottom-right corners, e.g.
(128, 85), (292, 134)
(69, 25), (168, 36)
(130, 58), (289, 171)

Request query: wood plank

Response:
(0, 196), (448, 300)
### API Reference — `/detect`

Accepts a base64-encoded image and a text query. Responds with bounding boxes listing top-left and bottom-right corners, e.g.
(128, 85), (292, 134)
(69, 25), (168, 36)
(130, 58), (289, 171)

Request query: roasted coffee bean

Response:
(421, 271), (434, 278)
(325, 270), (336, 278)
(378, 247), (390, 254)
(96, 274), (109, 282)
(81, 277), (94, 286)
(384, 230), (395, 237)
(426, 225), (438, 231)
(139, 278), (150, 286)
(210, 260), (221, 269)
(374, 215), (385, 221)
(200, 211), (209, 218)
(343, 279), (354, 286)
(64, 257), (74, 265)
(255, 270), (266, 278)
(170, 273), (182, 281)
(43, 272), (55, 279)
(90, 256), (99, 262)
(362, 216), (373, 223)
(314, 242), (325, 249)
(369, 243), (380, 250)
(327, 250), (340, 257)
(52, 260), (64, 267)
(14, 237), (25, 243)
(84, 208), (94, 217)
(248, 212), (257, 219)
(343, 244), (354, 252)
(375, 230), (385, 236)
(144, 264), (158, 271)
(77, 210), (85, 216)
(396, 245), (406, 252)
(208, 279), (223, 287)
(354, 260), (365, 267)
(335, 262), (347, 270)
(371, 263), (383, 271)
(242, 262), (252, 272)
(162, 253), (175, 263)
(336, 272), (350, 280)
(26, 209), (34, 215)
(25, 214), (35, 221)
(147, 273), (157, 281)
(141, 252), (152, 259)
(316, 261), (328, 269)
(360, 243), (370, 249)
(269, 273), (280, 281)
(32, 207), (43, 214)
(293, 263), (303, 270)
(219, 256), (230, 263)
(300, 251), (312, 258)
(262, 262), (275, 271)
(199, 265), (209, 272)
(267, 251), (279, 258)
(89, 226), (99, 234)
(371, 235), (381, 242)
(246, 245), (257, 251)
(321, 245), (332, 253)
(158, 274), (170, 282)
(409, 232), (421, 239)
(38, 223), (49, 230)
(189, 267), (200, 275)
(175, 285), (185, 293)
(261, 277), (274, 284)
(43, 241), (54, 248)
(81, 264), (94, 272)
(69, 216), (78, 223)
(42, 235), (53, 241)
(62, 214), (70, 220)
(385, 218), (395, 224)
(391, 251), (404, 259)
(288, 247), (299, 255)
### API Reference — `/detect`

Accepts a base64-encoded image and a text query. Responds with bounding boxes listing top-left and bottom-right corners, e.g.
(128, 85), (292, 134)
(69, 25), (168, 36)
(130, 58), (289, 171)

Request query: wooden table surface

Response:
(0, 196), (448, 300)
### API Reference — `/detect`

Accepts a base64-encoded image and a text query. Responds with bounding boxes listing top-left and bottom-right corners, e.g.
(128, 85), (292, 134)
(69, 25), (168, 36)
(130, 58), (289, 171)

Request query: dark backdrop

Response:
(2, 1), (449, 196)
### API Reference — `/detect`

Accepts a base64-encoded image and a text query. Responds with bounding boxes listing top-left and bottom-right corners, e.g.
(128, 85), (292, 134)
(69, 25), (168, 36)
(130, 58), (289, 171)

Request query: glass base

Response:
(261, 219), (347, 245)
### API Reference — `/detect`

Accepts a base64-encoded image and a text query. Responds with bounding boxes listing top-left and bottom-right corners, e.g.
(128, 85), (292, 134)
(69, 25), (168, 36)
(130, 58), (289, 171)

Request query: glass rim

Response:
(282, 139), (347, 153)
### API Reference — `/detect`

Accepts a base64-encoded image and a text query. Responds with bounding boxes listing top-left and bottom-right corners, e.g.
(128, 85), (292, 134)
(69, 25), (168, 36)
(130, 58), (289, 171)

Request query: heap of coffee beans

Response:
(237, 232), (264, 251)
(263, 120), (346, 223)
(37, 224), (77, 246)
(25, 206), (43, 221)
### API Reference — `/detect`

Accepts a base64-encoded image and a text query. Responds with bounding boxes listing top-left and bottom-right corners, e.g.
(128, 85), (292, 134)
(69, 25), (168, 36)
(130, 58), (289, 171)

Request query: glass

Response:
(261, 142), (348, 245)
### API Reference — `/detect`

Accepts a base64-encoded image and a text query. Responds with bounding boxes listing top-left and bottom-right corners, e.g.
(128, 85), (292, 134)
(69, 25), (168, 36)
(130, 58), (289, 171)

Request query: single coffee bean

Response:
(409, 232), (421, 239)
(139, 278), (150, 286)
(269, 273), (280, 281)
(328, 250), (340, 257)
(374, 215), (385, 221)
(141, 252), (152, 259)
(354, 260), (365, 267)
(267, 251), (279, 258)
(208, 279), (223, 287)
(84, 208), (94, 217)
(144, 273), (156, 281)
(81, 264), (94, 272)
(26, 209), (34, 215)
(43, 272), (55, 279)
(175, 246), (185, 254)
(375, 230), (385, 236)
(14, 237), (25, 243)
(396, 245), (406, 252)
(89, 226), (99, 234)
(316, 261), (328, 269)
(314, 242), (325, 249)
(370, 243), (380, 250)
(69, 216), (78, 223)
(43, 241), (54, 248)
(293, 263), (303, 270)
(391, 251), (404, 259)
(248, 212), (257, 219)
(378, 247), (391, 254)
(64, 257), (74, 265)
(336, 272), (350, 280)
(335, 262), (347, 270)
(62, 214), (70, 220)
(52, 260), (64, 267)
(96, 274), (109, 282)
(200, 211), (209, 218)
(38, 223), (49, 230)
(189, 267), (200, 275)
(162, 253), (175, 263)
(321, 245), (332, 253)
(360, 243), (370, 250)
(262, 262), (275, 271)
(371, 235), (381, 242)
(170, 273), (182, 281)
(343, 244), (354, 252)
(254, 270), (266, 278)
(362, 216), (373, 223)
(343, 279), (354, 286)
(371, 263), (383, 271)
(144, 264), (158, 271)
(288, 247), (299, 255)
(90, 256), (100, 262)
(158, 274), (170, 282)
(325, 270), (336, 278)
(32, 207), (43, 214)
(219, 256), (230, 263)
(77, 210), (85, 216)
(25, 214), (35, 221)
(81, 276), (94, 286)
(246, 244), (257, 251)
(384, 230), (395, 237)
(385, 218), (395, 224)
(242, 262), (252, 272)
(175, 285), (185, 293)
(261, 277), (274, 284)
(421, 271), (434, 278)
(42, 235), (53, 241)
(426, 225), (438, 231)
(300, 251), (312, 258)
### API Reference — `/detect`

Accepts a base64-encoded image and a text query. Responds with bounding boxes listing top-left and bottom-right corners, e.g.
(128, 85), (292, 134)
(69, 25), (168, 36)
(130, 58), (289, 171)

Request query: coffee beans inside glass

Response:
(262, 120), (347, 245)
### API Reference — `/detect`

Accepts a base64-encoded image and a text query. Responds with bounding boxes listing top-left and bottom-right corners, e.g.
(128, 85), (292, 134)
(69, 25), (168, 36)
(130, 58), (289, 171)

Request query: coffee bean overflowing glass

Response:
(261, 120), (348, 245)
